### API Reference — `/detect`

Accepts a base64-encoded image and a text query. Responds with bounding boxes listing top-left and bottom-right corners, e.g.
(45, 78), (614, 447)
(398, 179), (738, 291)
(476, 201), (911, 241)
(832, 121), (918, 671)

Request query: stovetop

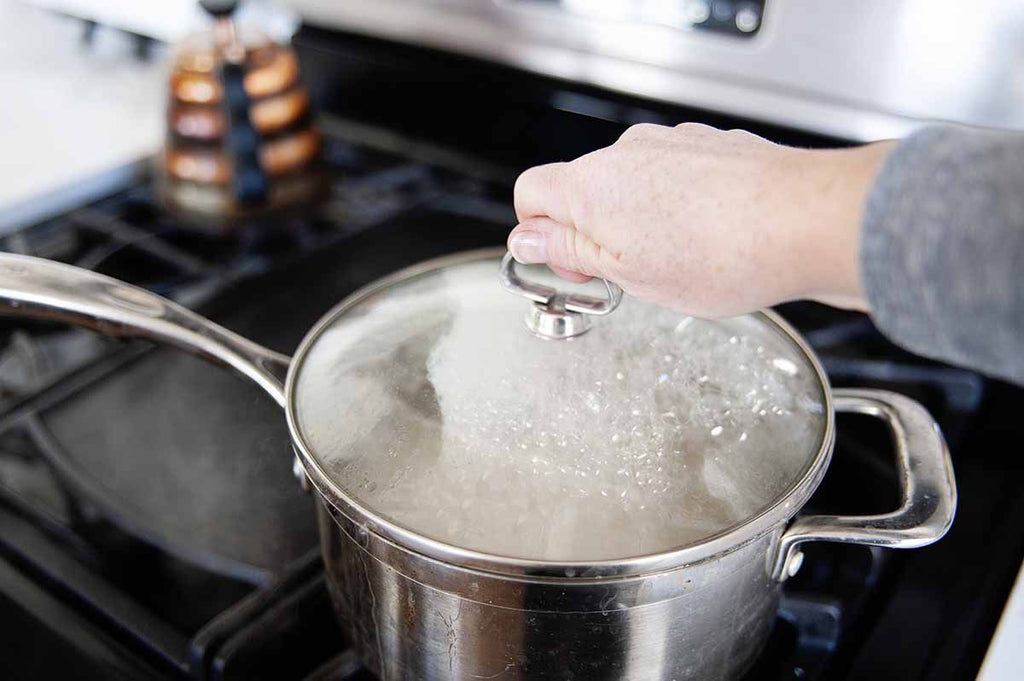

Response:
(2, 25), (1024, 681)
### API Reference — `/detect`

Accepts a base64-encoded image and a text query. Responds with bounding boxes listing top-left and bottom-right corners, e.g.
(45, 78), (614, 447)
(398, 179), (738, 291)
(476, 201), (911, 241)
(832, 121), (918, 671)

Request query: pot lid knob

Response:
(499, 251), (623, 339)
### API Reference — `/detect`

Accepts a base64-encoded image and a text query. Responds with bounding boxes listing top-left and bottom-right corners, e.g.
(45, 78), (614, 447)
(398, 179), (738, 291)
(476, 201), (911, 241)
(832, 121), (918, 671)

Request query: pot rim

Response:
(286, 247), (836, 579)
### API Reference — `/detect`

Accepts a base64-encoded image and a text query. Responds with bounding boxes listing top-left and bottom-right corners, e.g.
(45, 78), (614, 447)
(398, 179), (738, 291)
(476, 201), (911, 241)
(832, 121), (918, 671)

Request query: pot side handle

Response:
(0, 253), (290, 407)
(771, 388), (957, 581)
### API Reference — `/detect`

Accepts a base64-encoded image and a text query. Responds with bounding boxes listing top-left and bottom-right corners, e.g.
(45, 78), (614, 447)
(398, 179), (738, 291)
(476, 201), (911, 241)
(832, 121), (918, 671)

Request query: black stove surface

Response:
(2, 26), (1023, 681)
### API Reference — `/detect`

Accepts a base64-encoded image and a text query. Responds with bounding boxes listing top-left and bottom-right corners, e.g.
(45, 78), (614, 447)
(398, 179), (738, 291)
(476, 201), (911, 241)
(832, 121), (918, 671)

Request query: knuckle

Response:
(513, 165), (541, 201)
(567, 149), (605, 183)
(559, 228), (585, 272)
(514, 163), (565, 211)
(570, 185), (596, 227)
(553, 228), (593, 275)
(576, 231), (601, 269)
(618, 122), (663, 143)
(673, 121), (715, 135)
(563, 159), (598, 222)
(564, 154), (590, 181)
(512, 170), (532, 210)
(725, 127), (758, 139)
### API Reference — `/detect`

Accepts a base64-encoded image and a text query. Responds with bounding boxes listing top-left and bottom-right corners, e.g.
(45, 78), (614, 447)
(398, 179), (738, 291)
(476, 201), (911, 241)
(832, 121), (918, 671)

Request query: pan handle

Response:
(0, 253), (290, 406)
(771, 388), (957, 581)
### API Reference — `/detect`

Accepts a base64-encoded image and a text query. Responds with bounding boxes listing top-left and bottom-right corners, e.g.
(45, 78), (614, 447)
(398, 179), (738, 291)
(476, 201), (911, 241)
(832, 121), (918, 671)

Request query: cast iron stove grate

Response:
(0, 126), (1011, 681)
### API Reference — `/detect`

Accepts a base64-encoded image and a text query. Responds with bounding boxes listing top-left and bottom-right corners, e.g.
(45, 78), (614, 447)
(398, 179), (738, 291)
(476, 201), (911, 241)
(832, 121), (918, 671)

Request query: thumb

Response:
(507, 217), (603, 283)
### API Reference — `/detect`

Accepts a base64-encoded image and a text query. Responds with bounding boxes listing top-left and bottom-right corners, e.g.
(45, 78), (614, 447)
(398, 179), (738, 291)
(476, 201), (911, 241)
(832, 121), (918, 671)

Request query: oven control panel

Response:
(284, 0), (1024, 141)
(504, 0), (766, 37)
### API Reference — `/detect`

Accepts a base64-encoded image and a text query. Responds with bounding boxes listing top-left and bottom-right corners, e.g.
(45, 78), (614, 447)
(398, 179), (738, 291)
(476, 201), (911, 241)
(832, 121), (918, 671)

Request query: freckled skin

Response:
(510, 123), (894, 319)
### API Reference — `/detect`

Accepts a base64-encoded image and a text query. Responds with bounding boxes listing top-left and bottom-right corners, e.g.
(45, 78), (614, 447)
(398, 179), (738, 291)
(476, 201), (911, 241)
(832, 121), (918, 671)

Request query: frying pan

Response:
(0, 218), (500, 581)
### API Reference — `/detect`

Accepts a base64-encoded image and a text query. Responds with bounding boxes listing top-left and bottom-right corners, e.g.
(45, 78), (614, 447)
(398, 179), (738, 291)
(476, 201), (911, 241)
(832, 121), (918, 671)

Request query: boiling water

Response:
(297, 262), (825, 561)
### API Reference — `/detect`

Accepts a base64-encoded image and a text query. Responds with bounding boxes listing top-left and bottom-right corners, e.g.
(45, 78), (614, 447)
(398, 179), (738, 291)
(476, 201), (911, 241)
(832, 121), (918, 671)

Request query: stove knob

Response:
(682, 0), (711, 24)
(711, 1), (734, 23)
(735, 3), (761, 32)
(199, 0), (239, 18)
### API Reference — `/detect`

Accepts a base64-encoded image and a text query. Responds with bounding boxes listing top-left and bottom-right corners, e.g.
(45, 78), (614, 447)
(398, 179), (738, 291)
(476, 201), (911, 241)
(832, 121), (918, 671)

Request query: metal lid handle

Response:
(499, 252), (623, 339)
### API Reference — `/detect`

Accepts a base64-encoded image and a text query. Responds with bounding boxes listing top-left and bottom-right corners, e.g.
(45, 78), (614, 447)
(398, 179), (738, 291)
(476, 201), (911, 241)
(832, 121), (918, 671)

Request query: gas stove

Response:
(2, 22), (1023, 681)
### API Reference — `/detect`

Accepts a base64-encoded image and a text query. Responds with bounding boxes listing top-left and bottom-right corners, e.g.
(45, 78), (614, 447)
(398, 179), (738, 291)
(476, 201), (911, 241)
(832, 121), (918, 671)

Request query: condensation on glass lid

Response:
(294, 258), (827, 562)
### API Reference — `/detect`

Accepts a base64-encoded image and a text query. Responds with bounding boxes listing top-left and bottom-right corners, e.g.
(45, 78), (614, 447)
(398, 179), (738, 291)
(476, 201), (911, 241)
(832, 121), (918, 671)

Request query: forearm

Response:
(508, 122), (1024, 384)
(790, 141), (894, 311)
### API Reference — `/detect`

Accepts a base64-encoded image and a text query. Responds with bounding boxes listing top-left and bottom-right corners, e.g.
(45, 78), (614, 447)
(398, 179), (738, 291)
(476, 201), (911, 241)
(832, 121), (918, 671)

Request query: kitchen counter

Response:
(978, 561), (1024, 680)
(0, 0), (299, 233)
(0, 1), (164, 232)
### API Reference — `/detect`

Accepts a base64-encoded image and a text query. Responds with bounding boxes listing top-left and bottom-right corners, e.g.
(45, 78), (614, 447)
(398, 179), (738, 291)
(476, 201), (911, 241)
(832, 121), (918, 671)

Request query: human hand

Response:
(508, 123), (893, 317)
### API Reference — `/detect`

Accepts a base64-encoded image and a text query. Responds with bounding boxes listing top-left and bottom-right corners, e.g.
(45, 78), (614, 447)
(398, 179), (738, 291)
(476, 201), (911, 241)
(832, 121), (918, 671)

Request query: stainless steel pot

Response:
(0, 249), (956, 681)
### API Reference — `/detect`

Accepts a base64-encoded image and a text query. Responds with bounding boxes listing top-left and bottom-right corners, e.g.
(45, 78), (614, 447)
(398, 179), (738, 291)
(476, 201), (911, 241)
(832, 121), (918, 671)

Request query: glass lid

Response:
(292, 251), (828, 562)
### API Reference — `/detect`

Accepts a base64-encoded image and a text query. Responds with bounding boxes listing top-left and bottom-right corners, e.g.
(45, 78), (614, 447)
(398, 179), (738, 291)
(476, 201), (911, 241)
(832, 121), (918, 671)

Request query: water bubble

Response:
(772, 358), (799, 376)
(302, 274), (825, 562)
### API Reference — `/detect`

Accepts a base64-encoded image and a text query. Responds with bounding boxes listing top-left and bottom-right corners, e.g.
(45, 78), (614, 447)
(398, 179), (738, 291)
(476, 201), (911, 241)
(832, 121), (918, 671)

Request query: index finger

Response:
(513, 162), (575, 228)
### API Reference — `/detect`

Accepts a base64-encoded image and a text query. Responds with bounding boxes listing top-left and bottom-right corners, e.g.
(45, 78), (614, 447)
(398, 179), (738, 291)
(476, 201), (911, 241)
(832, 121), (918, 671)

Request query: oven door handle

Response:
(771, 388), (957, 581)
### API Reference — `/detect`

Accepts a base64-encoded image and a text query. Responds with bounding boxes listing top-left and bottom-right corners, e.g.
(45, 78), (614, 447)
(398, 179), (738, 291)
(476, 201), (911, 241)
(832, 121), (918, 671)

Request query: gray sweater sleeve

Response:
(861, 125), (1024, 384)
